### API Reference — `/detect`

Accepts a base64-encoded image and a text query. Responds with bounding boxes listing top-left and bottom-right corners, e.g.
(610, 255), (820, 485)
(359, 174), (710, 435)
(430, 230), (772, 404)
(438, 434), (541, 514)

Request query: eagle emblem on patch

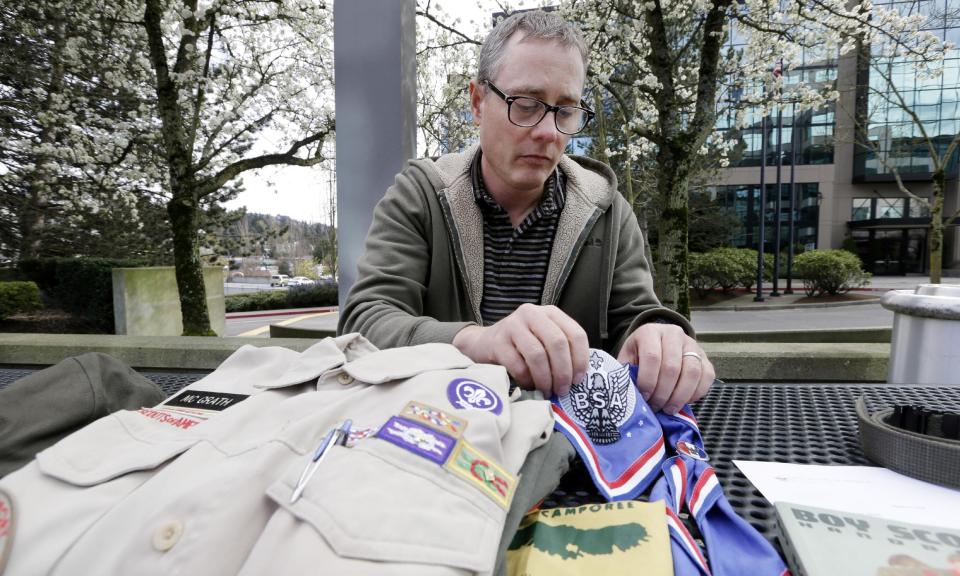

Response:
(558, 351), (636, 445)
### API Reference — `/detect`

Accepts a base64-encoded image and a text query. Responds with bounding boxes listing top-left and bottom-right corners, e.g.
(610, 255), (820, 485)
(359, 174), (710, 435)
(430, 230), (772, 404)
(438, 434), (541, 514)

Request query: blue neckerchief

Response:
(551, 352), (663, 501)
(552, 351), (790, 576)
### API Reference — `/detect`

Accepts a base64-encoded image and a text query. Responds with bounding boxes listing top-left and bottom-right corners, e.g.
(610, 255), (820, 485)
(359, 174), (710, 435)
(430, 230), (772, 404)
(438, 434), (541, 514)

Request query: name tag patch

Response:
(375, 416), (456, 465)
(447, 378), (503, 415)
(400, 401), (467, 438)
(164, 390), (249, 413)
(148, 390), (250, 425)
(445, 440), (516, 509)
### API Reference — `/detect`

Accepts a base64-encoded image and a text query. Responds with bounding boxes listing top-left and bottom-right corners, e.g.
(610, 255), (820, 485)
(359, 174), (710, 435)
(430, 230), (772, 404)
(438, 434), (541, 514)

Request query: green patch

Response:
(508, 521), (649, 560)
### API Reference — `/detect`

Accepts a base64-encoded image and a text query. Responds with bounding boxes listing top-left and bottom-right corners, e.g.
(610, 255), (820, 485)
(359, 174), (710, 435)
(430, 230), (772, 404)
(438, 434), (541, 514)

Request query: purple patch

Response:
(375, 416), (455, 465)
(446, 378), (503, 415)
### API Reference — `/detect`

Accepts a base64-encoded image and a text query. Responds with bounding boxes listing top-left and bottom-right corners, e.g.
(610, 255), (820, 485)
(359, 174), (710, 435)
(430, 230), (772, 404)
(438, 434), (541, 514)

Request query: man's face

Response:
(470, 34), (585, 197)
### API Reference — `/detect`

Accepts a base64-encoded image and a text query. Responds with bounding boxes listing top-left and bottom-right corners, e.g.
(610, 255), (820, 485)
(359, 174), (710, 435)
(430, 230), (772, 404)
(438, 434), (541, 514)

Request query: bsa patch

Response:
(0, 487), (13, 575)
(446, 378), (503, 415)
(400, 401), (467, 438)
(558, 351), (637, 444)
(675, 440), (709, 461)
(551, 349), (665, 501)
(375, 416), (456, 465)
(445, 440), (516, 509)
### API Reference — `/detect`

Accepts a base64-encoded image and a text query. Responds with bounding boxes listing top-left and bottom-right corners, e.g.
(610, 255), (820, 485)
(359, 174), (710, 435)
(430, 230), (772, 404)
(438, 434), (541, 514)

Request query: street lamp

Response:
(771, 60), (784, 297)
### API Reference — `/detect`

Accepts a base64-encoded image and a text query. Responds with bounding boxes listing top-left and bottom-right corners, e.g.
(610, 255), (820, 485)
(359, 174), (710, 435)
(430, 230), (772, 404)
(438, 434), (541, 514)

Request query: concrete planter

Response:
(112, 267), (226, 336)
(881, 284), (960, 385)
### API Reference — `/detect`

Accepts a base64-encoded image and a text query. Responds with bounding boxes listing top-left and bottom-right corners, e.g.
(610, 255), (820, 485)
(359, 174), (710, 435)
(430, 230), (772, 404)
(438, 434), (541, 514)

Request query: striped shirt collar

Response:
(470, 149), (564, 222)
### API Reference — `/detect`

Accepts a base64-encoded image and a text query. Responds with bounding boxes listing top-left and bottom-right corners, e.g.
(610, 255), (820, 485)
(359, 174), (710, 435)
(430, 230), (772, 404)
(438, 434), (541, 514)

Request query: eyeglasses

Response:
(483, 80), (594, 135)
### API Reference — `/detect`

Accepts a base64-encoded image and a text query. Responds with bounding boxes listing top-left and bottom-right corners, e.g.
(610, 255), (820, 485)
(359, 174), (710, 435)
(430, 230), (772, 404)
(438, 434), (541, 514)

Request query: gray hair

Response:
(475, 10), (589, 85)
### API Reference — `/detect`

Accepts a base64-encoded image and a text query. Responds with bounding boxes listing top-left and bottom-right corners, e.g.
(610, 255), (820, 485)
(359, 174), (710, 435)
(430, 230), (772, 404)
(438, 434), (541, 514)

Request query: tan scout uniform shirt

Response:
(0, 334), (554, 576)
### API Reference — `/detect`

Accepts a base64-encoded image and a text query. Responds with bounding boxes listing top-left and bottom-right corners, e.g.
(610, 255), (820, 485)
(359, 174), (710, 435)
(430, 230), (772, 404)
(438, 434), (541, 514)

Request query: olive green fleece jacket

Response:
(337, 144), (693, 356)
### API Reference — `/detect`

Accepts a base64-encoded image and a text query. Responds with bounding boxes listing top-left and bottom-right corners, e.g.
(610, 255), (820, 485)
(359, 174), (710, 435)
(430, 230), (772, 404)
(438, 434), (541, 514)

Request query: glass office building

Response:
(703, 2), (960, 275)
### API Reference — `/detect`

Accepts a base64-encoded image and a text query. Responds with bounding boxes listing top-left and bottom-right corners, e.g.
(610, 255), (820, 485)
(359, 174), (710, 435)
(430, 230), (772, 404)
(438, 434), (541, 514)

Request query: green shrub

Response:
(688, 253), (716, 298)
(0, 281), (43, 319)
(689, 248), (756, 296)
(793, 249), (871, 296)
(225, 282), (339, 313)
(285, 282), (338, 308)
(224, 291), (286, 313)
(18, 257), (147, 331)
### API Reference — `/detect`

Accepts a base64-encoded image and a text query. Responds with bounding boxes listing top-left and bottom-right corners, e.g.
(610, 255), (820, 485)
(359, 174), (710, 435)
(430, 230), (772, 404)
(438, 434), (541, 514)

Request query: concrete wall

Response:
(112, 267), (226, 337)
(0, 333), (890, 381)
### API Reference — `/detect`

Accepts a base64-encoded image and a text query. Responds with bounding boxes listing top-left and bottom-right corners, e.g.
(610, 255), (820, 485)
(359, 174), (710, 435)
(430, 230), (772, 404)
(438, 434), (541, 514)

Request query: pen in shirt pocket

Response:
(290, 418), (352, 504)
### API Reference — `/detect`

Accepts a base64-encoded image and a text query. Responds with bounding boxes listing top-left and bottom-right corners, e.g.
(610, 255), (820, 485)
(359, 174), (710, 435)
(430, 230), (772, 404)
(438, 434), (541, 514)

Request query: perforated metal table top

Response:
(3, 366), (958, 548)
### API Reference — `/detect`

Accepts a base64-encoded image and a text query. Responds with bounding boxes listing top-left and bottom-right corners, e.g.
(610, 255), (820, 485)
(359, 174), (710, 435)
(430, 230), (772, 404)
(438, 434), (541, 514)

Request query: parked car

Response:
(270, 274), (290, 287)
(288, 276), (315, 286)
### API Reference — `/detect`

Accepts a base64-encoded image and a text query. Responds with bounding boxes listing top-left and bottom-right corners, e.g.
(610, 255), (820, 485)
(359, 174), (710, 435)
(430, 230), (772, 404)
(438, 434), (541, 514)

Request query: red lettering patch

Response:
(138, 408), (201, 430)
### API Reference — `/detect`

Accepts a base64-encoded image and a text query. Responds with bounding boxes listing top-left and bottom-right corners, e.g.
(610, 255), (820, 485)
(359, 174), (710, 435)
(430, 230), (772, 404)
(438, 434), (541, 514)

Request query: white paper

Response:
(733, 460), (960, 529)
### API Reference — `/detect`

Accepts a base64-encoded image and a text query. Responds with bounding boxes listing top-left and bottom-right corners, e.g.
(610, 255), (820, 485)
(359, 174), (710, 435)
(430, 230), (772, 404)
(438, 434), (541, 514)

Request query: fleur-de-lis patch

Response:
(447, 378), (503, 415)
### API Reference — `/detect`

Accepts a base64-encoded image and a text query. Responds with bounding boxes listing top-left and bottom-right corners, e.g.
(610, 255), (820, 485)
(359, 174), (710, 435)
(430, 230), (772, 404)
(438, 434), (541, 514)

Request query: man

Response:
(338, 10), (714, 415)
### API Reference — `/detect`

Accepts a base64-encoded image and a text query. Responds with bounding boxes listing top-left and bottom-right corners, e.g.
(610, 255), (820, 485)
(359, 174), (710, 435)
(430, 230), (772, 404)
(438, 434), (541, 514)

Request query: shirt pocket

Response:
(36, 408), (203, 486)
(265, 435), (504, 573)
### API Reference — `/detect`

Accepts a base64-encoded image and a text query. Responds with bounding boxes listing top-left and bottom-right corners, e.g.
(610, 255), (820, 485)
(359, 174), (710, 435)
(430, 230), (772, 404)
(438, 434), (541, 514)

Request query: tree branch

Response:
(198, 119), (334, 197)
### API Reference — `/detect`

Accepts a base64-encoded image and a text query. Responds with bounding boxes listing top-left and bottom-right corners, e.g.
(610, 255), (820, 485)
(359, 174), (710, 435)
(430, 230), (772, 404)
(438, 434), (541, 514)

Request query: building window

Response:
(702, 183), (820, 251)
(854, 0), (960, 181)
(852, 198), (873, 220)
(877, 198), (905, 218)
(715, 28), (837, 168)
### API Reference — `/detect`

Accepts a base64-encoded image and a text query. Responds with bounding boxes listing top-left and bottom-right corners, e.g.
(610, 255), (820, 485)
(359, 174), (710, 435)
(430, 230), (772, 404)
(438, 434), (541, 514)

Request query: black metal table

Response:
(3, 366), (958, 546)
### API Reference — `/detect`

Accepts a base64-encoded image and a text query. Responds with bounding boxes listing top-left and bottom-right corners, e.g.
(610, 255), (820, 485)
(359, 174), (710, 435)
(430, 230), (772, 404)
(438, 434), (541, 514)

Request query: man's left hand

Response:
(616, 323), (714, 414)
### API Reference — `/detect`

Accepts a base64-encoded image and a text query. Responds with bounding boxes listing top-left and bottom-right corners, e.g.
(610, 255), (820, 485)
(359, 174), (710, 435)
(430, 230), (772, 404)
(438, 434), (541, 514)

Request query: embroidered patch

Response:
(345, 425), (377, 448)
(137, 408), (203, 430)
(675, 440), (709, 461)
(447, 378), (503, 415)
(445, 440), (516, 509)
(164, 390), (248, 412)
(558, 351), (637, 444)
(400, 401), (467, 437)
(375, 416), (456, 465)
(0, 487), (14, 575)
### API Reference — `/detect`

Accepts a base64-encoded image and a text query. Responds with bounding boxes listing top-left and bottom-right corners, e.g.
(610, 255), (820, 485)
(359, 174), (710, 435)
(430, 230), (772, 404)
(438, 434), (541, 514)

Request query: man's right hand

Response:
(452, 304), (589, 398)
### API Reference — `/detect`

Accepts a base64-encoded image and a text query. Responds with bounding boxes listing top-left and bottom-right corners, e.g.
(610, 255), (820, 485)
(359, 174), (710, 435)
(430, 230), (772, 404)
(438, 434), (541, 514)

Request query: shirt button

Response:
(337, 372), (354, 385)
(152, 520), (184, 552)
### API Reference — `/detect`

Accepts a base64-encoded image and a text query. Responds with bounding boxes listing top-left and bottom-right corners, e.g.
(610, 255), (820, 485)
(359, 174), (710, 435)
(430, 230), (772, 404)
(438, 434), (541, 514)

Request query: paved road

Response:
(226, 310), (338, 337)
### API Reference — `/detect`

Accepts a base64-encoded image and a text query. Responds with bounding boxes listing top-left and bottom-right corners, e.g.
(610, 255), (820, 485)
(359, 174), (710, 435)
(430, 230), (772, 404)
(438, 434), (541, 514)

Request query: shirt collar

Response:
(470, 149), (564, 217)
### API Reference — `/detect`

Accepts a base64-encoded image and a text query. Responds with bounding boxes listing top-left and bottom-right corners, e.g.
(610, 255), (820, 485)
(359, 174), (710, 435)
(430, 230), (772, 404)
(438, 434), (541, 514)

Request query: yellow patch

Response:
(444, 440), (515, 509)
(507, 500), (673, 576)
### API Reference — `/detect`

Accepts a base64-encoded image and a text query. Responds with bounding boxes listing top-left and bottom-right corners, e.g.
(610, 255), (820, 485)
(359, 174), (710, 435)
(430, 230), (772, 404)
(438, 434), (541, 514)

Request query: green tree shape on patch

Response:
(509, 521), (650, 560)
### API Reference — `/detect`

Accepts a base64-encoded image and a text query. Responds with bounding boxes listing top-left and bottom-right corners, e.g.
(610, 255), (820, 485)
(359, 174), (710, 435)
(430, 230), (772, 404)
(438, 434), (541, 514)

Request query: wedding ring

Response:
(682, 351), (703, 364)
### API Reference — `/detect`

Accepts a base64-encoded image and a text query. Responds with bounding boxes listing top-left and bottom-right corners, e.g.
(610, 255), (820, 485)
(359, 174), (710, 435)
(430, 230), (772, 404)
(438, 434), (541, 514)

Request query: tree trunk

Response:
(167, 183), (213, 335)
(929, 170), (945, 283)
(654, 146), (691, 317)
(144, 0), (212, 335)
